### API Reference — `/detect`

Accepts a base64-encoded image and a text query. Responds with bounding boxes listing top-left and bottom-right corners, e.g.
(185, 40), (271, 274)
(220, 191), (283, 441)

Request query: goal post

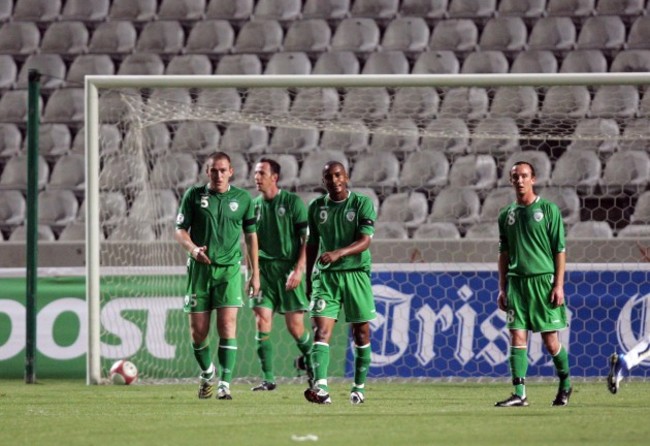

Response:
(85, 73), (650, 385)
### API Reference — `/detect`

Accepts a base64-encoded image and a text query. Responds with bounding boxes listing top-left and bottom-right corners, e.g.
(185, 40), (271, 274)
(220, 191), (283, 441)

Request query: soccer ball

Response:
(109, 359), (138, 385)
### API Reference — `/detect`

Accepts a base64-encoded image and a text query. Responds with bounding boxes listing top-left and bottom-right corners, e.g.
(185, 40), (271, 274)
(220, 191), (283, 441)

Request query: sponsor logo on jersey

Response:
(533, 210), (544, 222)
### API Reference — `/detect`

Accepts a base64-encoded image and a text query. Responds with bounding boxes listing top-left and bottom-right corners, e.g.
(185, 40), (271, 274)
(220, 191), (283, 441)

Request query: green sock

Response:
(192, 340), (212, 373)
(510, 347), (528, 397)
(256, 331), (274, 382)
(552, 345), (572, 391)
(218, 338), (237, 384)
(310, 342), (330, 391)
(296, 332), (312, 369)
(353, 344), (371, 390)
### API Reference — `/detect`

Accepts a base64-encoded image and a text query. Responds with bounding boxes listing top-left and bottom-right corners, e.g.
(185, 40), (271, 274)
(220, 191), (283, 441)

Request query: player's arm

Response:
(550, 251), (566, 307)
(245, 231), (260, 296)
(319, 234), (371, 265)
(497, 250), (508, 311)
(286, 231), (307, 291)
(174, 229), (211, 265)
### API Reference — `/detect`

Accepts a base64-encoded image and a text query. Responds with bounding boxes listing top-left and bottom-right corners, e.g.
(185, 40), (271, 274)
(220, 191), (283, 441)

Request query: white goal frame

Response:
(85, 72), (650, 384)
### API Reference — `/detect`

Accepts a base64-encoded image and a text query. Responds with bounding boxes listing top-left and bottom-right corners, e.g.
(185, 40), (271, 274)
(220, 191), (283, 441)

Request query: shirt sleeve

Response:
(497, 208), (508, 253)
(307, 200), (320, 246)
(547, 203), (566, 254)
(292, 195), (309, 236)
(242, 193), (257, 234)
(358, 195), (376, 236)
(175, 188), (193, 231)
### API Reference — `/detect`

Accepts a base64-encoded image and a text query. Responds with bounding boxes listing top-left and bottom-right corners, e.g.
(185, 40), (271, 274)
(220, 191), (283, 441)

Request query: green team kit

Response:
(307, 191), (377, 323)
(252, 189), (310, 313)
(498, 196), (567, 332)
(176, 184), (257, 312)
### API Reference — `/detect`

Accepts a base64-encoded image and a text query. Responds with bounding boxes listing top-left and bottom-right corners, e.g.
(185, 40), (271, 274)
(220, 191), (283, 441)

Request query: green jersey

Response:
(307, 191), (376, 272)
(253, 189), (308, 262)
(176, 184), (256, 265)
(498, 195), (565, 278)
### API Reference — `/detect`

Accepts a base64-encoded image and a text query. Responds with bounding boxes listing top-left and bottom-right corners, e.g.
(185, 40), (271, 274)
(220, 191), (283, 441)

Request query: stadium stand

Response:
(378, 191), (429, 230)
(61, 0), (110, 23)
(427, 186), (481, 229)
(510, 50), (557, 73)
(566, 118), (619, 155)
(361, 51), (410, 75)
(254, 0), (302, 22)
(464, 222), (499, 240)
(411, 51), (460, 74)
(0, 190), (26, 231)
(0, 154), (49, 191)
(38, 124), (72, 161)
(38, 189), (79, 231)
(264, 52), (312, 75)
(158, 0), (206, 21)
(215, 54), (262, 74)
(399, 0), (448, 21)
(302, 0), (350, 21)
(10, 224), (56, 241)
(547, 0), (595, 17)
(233, 19), (283, 55)
(428, 19), (478, 52)
(283, 19), (331, 54)
(567, 221), (614, 239)
(219, 123), (268, 154)
(268, 126), (319, 154)
(13, 0), (61, 23)
(497, 0), (546, 18)
(109, 0), (157, 22)
(478, 17), (527, 52)
(331, 18), (380, 53)
(88, 21), (137, 56)
(320, 120), (369, 154)
(381, 17), (429, 54)
(527, 17), (576, 51)
(412, 222), (461, 240)
(373, 222), (409, 240)
(312, 51), (360, 75)
(0, 124), (22, 158)
(350, 0), (399, 20)
(40, 21), (89, 57)
(185, 20), (235, 55)
(551, 150), (602, 196)
(196, 87), (242, 113)
(560, 50), (608, 73)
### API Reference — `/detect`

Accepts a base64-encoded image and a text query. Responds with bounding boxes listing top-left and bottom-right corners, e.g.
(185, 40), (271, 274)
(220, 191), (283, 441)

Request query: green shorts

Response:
(506, 274), (567, 333)
(183, 260), (243, 313)
(309, 269), (376, 323)
(250, 260), (309, 314)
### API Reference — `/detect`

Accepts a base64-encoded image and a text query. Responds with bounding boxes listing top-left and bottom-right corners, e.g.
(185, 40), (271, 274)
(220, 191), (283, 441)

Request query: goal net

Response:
(86, 74), (650, 384)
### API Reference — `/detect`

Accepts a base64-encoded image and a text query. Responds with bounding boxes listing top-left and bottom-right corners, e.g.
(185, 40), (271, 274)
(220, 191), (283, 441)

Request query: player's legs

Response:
(285, 310), (312, 378)
(350, 322), (371, 405)
(215, 306), (238, 399)
(609, 333), (650, 394)
(189, 311), (216, 399)
(304, 316), (335, 404)
(496, 329), (530, 407)
(252, 305), (276, 390)
(542, 330), (572, 406)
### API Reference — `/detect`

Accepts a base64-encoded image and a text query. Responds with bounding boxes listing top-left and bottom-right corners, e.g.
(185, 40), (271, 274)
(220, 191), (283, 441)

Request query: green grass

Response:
(0, 380), (648, 446)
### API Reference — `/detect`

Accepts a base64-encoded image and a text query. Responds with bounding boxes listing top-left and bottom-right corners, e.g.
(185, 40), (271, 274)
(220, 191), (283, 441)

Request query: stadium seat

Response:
(448, 0), (496, 18)
(412, 51), (460, 75)
(291, 88), (339, 120)
(158, 0), (206, 21)
(151, 153), (199, 191)
(479, 17), (527, 52)
(559, 50), (607, 73)
(38, 189), (79, 230)
(630, 191), (650, 224)
(539, 86), (590, 120)
(349, 152), (400, 192)
(566, 118), (619, 155)
(597, 0), (644, 17)
(268, 126), (319, 154)
(108, 222), (157, 241)
(242, 88), (290, 115)
(547, 0), (595, 17)
(302, 0), (350, 20)
(219, 123), (268, 154)
(172, 121), (220, 156)
(510, 50), (558, 74)
(0, 0), (12, 22)
(233, 20), (283, 54)
(350, 0), (398, 19)
(551, 149), (601, 195)
(438, 87), (489, 121)
(264, 52), (312, 75)
(42, 89), (85, 124)
(639, 88), (650, 118)
(98, 88), (142, 124)
(109, 0), (157, 22)
(399, 150), (449, 194)
(66, 55), (115, 85)
(618, 224), (650, 238)
(0, 190), (26, 230)
(38, 124), (71, 161)
(48, 153), (85, 195)
(469, 117), (520, 157)
(368, 119), (420, 155)
(567, 221), (613, 239)
(537, 186), (581, 225)
(448, 154), (498, 193)
(399, 0), (448, 20)
(118, 54), (165, 75)
(128, 189), (178, 225)
(99, 154), (149, 192)
(626, 16), (650, 49)
(136, 21), (185, 55)
(13, 0), (60, 22)
(148, 88), (193, 109)
(166, 55), (212, 76)
(16, 54), (66, 89)
(78, 191), (128, 226)
(254, 154), (299, 189)
(340, 87), (390, 121)
(0, 90), (41, 123)
(0, 22), (40, 56)
(254, 0), (302, 21)
(351, 187), (379, 213)
(600, 150), (650, 195)
(460, 51), (509, 74)
(465, 222), (499, 239)
(0, 56), (16, 90)
(319, 120), (369, 154)
(413, 222), (461, 240)
(381, 17), (429, 54)
(362, 51), (409, 75)
(299, 150), (348, 189)
(420, 118), (469, 156)
(61, 0), (109, 22)
(610, 50), (650, 73)
(185, 20), (234, 55)
(373, 222), (408, 240)
(390, 87), (439, 122)
(589, 86), (639, 119)
(283, 19), (331, 54)
(88, 21), (137, 56)
(619, 118), (650, 152)
(427, 187), (481, 227)
(313, 51), (360, 75)
(528, 17), (576, 51)
(222, 152), (250, 188)
(378, 191), (428, 230)
(428, 19), (478, 52)
(129, 123), (171, 157)
(576, 16), (626, 51)
(10, 224), (56, 241)
(296, 191), (321, 206)
(72, 124), (122, 156)
(215, 54), (262, 75)
(0, 124), (22, 158)
(499, 151), (552, 187)
(40, 21), (89, 57)
(479, 187), (515, 222)
(206, 0), (253, 21)
(331, 18), (380, 53)
(489, 87), (538, 121)
(497, 0), (545, 18)
(58, 221), (92, 241)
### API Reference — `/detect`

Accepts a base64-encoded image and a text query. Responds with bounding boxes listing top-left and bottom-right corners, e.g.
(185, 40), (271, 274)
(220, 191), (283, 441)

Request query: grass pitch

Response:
(0, 380), (647, 446)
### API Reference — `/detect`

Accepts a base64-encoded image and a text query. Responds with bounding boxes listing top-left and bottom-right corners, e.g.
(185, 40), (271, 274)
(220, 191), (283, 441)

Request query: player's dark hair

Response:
(511, 161), (536, 178)
(259, 157), (281, 178)
(206, 151), (231, 165)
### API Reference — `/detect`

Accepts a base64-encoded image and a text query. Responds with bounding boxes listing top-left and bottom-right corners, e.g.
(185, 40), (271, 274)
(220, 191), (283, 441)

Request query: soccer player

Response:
(303, 161), (377, 405)
(249, 158), (312, 391)
(174, 151), (260, 400)
(495, 161), (573, 407)
(607, 334), (650, 394)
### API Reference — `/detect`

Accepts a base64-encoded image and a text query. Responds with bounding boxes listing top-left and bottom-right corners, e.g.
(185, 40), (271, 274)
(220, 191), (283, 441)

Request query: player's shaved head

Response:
(322, 160), (346, 176)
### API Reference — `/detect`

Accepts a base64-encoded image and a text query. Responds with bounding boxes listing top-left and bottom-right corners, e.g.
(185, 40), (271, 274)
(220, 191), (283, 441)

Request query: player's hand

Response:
(248, 274), (260, 298)
(497, 290), (508, 311)
(192, 246), (211, 264)
(285, 269), (302, 291)
(319, 250), (342, 265)
(550, 286), (564, 308)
